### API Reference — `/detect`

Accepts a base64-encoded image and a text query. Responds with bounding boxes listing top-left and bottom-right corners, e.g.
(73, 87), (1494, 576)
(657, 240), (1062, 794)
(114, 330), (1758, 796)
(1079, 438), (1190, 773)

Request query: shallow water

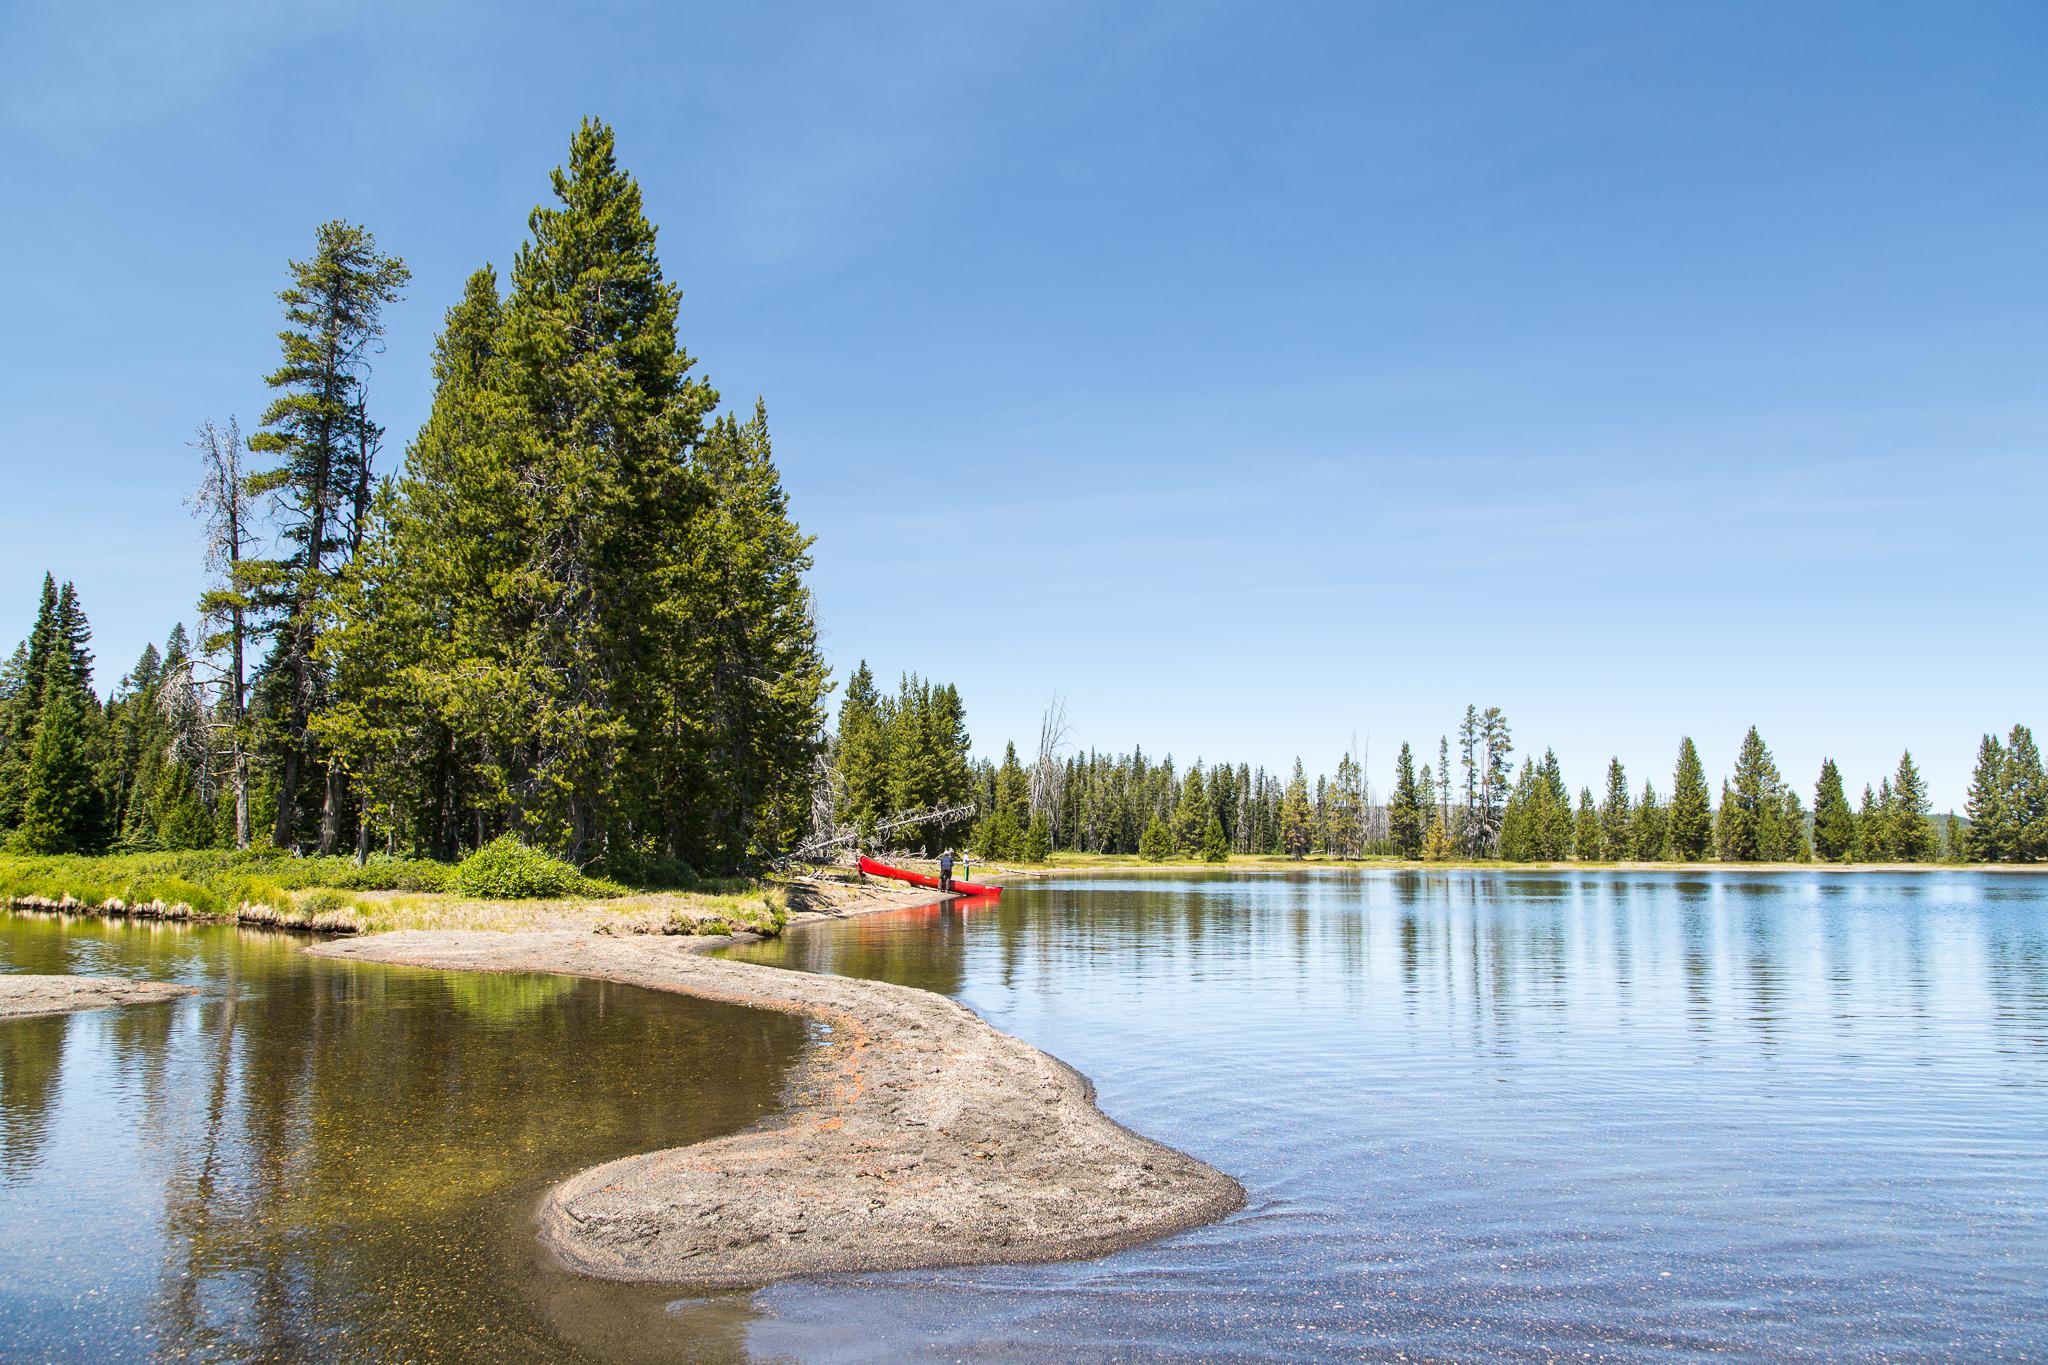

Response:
(7, 872), (2047, 1362)
(725, 869), (2048, 1362)
(0, 911), (806, 1363)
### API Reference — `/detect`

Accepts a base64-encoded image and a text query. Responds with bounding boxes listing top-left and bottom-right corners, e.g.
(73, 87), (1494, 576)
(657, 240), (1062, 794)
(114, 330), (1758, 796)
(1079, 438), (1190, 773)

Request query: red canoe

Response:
(858, 854), (1003, 898)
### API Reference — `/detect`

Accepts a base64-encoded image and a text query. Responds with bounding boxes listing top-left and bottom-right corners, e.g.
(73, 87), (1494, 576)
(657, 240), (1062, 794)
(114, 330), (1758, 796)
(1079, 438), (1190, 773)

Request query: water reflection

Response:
(1, 912), (807, 1363)
(734, 869), (2048, 1362)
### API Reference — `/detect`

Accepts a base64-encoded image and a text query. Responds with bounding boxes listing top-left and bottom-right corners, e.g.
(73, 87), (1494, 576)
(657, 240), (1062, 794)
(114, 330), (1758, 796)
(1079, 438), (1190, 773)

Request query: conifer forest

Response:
(0, 121), (2039, 876)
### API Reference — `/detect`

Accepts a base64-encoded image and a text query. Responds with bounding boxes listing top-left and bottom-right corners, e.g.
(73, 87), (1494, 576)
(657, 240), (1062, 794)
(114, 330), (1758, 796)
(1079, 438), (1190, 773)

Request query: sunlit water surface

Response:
(723, 870), (2048, 1362)
(6, 871), (2047, 1362)
(0, 911), (806, 1363)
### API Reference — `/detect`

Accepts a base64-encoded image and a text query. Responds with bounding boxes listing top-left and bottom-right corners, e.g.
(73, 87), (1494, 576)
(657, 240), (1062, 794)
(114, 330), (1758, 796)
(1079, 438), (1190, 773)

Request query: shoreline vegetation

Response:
(306, 915), (1246, 1288)
(0, 849), (942, 938)
(5, 845), (2042, 947)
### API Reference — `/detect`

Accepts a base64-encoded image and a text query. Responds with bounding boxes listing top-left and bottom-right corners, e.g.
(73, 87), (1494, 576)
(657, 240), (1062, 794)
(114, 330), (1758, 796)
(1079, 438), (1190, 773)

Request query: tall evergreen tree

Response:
(1890, 750), (1933, 861)
(2007, 725), (2048, 862)
(1598, 758), (1631, 859)
(1670, 737), (1713, 861)
(13, 687), (97, 854)
(1281, 759), (1313, 859)
(1964, 733), (2011, 861)
(0, 575), (61, 829)
(1633, 781), (1668, 860)
(1717, 727), (1783, 861)
(1388, 742), (1425, 858)
(1574, 787), (1600, 861)
(245, 221), (409, 849)
(1812, 759), (1857, 862)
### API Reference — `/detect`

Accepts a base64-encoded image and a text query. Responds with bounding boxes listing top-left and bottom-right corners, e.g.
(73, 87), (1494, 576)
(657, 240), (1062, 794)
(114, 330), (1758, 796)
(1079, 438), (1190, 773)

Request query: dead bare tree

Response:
(189, 418), (253, 849)
(1028, 693), (1072, 830)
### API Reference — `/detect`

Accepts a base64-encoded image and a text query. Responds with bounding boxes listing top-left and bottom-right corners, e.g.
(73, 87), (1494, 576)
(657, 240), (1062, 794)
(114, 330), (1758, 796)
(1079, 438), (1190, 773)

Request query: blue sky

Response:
(1, 1), (2042, 809)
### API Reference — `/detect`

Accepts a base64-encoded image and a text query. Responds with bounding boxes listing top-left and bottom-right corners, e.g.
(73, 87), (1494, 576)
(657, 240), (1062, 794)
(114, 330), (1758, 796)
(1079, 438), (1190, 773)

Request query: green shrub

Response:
(454, 835), (618, 900)
(295, 888), (353, 915)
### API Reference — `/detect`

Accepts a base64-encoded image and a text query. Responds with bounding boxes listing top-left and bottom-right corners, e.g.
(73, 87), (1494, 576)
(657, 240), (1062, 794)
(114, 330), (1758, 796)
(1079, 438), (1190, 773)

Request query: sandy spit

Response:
(0, 974), (198, 1019)
(306, 921), (1245, 1289)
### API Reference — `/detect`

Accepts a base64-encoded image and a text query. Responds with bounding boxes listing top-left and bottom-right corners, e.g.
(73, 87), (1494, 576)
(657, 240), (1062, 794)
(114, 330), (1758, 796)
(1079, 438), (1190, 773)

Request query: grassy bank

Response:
(0, 849), (790, 937)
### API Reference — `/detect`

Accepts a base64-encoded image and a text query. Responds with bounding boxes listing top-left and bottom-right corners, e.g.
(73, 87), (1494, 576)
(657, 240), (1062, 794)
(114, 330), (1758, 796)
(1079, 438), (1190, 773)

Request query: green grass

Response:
(0, 848), (792, 938)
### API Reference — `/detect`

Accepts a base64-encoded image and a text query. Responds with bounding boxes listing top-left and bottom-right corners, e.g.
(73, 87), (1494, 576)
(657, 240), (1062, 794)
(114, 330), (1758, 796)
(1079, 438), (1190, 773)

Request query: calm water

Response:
(724, 870), (2048, 1362)
(0, 911), (807, 1363)
(6, 873), (2047, 1362)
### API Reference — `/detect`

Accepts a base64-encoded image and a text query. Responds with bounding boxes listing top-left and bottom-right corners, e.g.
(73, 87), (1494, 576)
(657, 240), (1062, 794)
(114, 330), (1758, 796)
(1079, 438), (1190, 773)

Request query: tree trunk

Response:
(319, 759), (342, 855)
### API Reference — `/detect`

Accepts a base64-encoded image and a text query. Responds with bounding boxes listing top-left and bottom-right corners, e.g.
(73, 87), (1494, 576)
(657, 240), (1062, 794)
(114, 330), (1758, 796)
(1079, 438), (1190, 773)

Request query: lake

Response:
(5, 869), (2046, 1361)
(723, 869), (2048, 1361)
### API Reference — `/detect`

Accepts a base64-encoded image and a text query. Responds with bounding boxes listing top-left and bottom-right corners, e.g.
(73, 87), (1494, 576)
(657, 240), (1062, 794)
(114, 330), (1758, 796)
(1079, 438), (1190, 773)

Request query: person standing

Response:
(938, 849), (956, 893)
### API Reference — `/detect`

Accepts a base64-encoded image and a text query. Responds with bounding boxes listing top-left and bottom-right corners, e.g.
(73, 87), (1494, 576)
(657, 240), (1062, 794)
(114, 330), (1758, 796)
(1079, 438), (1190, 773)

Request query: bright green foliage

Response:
(2010, 726), (2048, 861)
(1632, 782), (1668, 860)
(1944, 811), (1970, 863)
(1201, 813), (1229, 863)
(835, 662), (892, 837)
(1889, 751), (1933, 861)
(317, 124), (827, 872)
(1388, 742), (1425, 858)
(453, 834), (620, 900)
(1598, 759), (1631, 860)
(1421, 811), (1452, 861)
(1281, 759), (1313, 859)
(1860, 783), (1888, 859)
(1669, 737), (1713, 861)
(1173, 763), (1208, 854)
(1499, 752), (1572, 861)
(1023, 814), (1051, 863)
(1717, 727), (1791, 861)
(1573, 788), (1600, 860)
(1964, 733), (2011, 860)
(1326, 751), (1364, 858)
(996, 743), (1029, 831)
(13, 689), (98, 854)
(1138, 814), (1173, 861)
(1812, 759), (1857, 862)
(1967, 725), (2047, 862)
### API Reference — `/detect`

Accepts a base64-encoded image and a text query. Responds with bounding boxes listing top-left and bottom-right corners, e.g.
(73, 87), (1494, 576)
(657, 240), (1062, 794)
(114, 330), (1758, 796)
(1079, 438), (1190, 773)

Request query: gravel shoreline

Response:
(306, 902), (1245, 1288)
(0, 974), (198, 1019)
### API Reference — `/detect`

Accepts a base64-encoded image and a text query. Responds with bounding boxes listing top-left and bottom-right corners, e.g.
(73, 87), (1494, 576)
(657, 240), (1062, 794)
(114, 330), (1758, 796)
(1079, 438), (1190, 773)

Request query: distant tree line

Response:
(0, 122), (827, 874)
(837, 696), (2039, 865)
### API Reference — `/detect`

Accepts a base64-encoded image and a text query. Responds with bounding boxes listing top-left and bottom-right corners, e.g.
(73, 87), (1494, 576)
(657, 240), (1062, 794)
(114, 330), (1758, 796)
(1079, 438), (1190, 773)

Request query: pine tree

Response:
(1890, 750), (1932, 861)
(1139, 813), (1172, 861)
(245, 221), (409, 850)
(1388, 742), (1425, 858)
(1944, 811), (1969, 863)
(1632, 781), (1668, 860)
(1422, 810), (1452, 861)
(1024, 813), (1051, 863)
(1574, 787), (1600, 860)
(2007, 725), (2048, 862)
(1281, 759), (1313, 859)
(1860, 782), (1887, 860)
(13, 688), (97, 854)
(1173, 762), (1208, 854)
(0, 575), (62, 831)
(1670, 737), (1713, 861)
(1201, 813), (1228, 863)
(835, 662), (892, 837)
(1717, 727), (1783, 861)
(1598, 758), (1631, 860)
(1964, 733), (2010, 861)
(1812, 759), (1857, 862)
